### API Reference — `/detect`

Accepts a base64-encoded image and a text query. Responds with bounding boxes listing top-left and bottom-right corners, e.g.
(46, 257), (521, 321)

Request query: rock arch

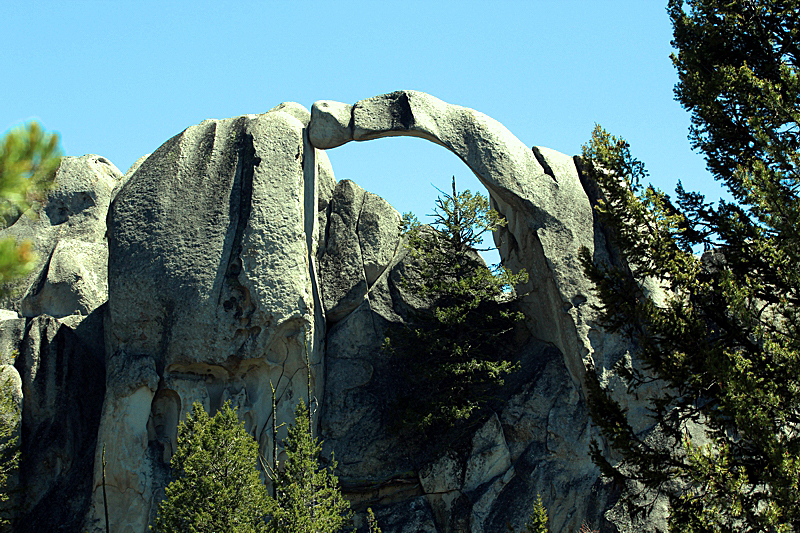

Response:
(308, 90), (600, 389)
(79, 91), (633, 533)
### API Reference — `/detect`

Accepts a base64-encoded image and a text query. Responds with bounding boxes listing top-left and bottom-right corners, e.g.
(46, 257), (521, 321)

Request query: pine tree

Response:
(0, 122), (59, 527)
(581, 2), (800, 531)
(384, 177), (527, 431)
(0, 121), (60, 289)
(525, 494), (549, 533)
(154, 401), (270, 533)
(267, 398), (352, 533)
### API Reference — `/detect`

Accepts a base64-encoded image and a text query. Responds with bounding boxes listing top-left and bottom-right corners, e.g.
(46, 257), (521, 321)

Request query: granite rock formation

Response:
(0, 91), (666, 533)
(0, 154), (115, 532)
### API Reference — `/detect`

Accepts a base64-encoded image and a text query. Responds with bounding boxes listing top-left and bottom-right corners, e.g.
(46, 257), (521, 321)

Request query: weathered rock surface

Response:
(88, 105), (337, 533)
(0, 154), (120, 319)
(0, 154), (115, 533)
(20, 239), (108, 318)
(309, 91), (607, 396)
(4, 91), (668, 533)
(10, 314), (105, 533)
(319, 179), (402, 323)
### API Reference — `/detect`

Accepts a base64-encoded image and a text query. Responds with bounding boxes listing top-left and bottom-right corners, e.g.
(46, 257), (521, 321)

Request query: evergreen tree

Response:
(525, 494), (549, 533)
(581, 2), (800, 531)
(0, 122), (59, 526)
(267, 398), (352, 533)
(385, 177), (527, 431)
(154, 401), (270, 533)
(0, 121), (60, 289)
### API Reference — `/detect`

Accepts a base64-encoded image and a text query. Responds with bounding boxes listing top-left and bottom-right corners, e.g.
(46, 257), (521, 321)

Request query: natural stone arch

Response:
(308, 90), (599, 389)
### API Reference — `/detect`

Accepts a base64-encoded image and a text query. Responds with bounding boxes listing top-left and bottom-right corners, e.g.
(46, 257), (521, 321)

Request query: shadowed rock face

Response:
(2, 92), (665, 533)
(12, 315), (105, 533)
(0, 155), (113, 533)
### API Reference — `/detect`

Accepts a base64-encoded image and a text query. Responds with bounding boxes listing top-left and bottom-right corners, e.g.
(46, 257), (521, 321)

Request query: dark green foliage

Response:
(0, 121), (60, 290)
(581, 3), (800, 529)
(0, 378), (19, 528)
(154, 401), (270, 533)
(670, 0), (800, 200)
(267, 398), (352, 533)
(385, 177), (527, 431)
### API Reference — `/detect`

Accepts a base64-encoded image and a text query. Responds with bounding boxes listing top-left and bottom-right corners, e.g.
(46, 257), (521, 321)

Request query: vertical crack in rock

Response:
(221, 131), (261, 353)
(354, 195), (369, 290)
(302, 141), (316, 258)
(302, 128), (327, 430)
(232, 132), (259, 268)
(319, 200), (333, 260)
(214, 126), (255, 309)
(349, 101), (357, 138)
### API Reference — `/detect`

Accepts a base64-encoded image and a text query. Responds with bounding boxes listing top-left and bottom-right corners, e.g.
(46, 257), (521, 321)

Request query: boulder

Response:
(358, 192), (402, 286)
(20, 239), (108, 318)
(106, 112), (315, 368)
(320, 180), (369, 322)
(463, 413), (511, 492)
(318, 180), (402, 323)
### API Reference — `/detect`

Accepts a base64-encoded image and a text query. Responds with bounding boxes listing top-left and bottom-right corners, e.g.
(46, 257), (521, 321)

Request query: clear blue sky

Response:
(2, 1), (723, 255)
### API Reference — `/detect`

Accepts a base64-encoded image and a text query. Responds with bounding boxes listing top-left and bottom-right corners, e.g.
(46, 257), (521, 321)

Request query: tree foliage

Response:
(525, 494), (550, 533)
(267, 398), (352, 533)
(155, 395), (352, 533)
(0, 377), (19, 528)
(581, 2), (800, 531)
(0, 122), (59, 526)
(385, 177), (527, 431)
(506, 493), (550, 533)
(0, 121), (60, 289)
(154, 401), (270, 533)
(365, 507), (381, 533)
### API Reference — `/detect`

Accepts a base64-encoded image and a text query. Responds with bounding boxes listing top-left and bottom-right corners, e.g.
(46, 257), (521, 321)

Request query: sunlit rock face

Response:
(0, 154), (120, 320)
(3, 91), (665, 533)
(89, 106), (334, 533)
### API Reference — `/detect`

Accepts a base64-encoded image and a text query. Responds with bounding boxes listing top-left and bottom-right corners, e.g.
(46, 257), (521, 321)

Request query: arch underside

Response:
(309, 90), (601, 390)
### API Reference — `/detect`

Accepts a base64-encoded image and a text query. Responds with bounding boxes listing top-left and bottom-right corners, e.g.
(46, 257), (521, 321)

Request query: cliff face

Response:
(0, 92), (664, 533)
